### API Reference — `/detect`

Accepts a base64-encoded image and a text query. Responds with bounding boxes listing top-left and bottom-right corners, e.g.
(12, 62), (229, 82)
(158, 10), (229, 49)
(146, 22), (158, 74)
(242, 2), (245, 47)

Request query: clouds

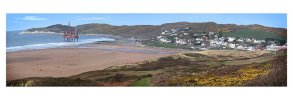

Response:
(23, 16), (48, 21)
(77, 17), (107, 21)
(19, 15), (108, 22)
(6, 14), (286, 31)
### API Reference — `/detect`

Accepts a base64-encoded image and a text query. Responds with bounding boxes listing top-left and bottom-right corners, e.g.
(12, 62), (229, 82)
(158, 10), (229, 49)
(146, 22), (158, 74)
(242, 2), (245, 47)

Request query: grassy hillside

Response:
(7, 77), (97, 86)
(26, 24), (74, 33)
(130, 77), (151, 86)
(7, 49), (287, 87)
(222, 29), (286, 41)
(24, 22), (287, 40)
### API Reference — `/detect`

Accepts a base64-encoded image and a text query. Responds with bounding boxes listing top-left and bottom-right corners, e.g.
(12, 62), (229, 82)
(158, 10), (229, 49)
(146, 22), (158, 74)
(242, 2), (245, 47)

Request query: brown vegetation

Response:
(7, 50), (286, 86)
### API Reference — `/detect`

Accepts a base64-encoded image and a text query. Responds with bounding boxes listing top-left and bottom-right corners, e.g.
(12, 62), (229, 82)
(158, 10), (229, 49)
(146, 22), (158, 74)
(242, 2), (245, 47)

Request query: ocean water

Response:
(6, 31), (114, 52)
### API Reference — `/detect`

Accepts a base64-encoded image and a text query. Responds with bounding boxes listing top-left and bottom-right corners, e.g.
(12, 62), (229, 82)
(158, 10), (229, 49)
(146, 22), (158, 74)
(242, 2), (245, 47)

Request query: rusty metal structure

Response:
(63, 21), (79, 42)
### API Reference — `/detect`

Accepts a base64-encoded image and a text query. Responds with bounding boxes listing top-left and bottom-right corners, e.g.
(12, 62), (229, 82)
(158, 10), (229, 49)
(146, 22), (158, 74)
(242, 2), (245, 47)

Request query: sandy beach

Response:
(7, 43), (183, 81)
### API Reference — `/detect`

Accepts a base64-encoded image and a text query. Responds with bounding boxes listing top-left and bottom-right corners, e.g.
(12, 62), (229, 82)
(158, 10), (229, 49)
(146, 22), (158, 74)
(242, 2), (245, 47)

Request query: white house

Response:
(253, 40), (265, 44)
(196, 38), (203, 41)
(228, 37), (235, 42)
(176, 39), (187, 45)
(171, 29), (177, 33)
(229, 43), (236, 48)
(183, 33), (189, 35)
(247, 46), (255, 51)
(209, 32), (215, 35)
(160, 38), (171, 43)
(266, 44), (287, 52)
(237, 38), (244, 42)
(219, 37), (225, 42)
(157, 36), (163, 39)
(236, 45), (244, 50)
(245, 38), (252, 42)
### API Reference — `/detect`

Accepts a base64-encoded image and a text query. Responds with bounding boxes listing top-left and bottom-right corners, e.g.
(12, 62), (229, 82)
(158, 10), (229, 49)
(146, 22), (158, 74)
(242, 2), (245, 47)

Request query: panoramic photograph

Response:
(6, 13), (287, 86)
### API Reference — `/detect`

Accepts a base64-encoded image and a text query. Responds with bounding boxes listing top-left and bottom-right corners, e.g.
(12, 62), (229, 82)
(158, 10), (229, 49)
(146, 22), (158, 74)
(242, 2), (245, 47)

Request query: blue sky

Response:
(6, 13), (287, 31)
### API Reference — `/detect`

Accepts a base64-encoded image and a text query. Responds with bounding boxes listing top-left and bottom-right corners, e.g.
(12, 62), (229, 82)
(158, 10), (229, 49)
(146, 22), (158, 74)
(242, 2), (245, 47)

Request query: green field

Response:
(142, 40), (179, 48)
(130, 77), (151, 86)
(222, 29), (286, 40)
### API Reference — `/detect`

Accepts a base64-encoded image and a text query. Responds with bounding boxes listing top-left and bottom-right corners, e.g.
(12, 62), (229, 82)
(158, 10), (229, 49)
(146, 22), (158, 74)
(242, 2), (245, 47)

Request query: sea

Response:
(6, 31), (115, 52)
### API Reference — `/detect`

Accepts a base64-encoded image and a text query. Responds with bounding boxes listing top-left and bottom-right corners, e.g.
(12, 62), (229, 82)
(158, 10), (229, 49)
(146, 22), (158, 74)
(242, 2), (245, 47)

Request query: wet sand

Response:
(7, 43), (182, 80)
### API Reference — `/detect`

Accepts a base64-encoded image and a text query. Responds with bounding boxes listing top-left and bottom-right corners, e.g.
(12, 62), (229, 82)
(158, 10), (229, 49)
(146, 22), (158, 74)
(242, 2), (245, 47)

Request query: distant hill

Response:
(24, 22), (287, 40)
(26, 24), (74, 33)
(222, 29), (286, 40)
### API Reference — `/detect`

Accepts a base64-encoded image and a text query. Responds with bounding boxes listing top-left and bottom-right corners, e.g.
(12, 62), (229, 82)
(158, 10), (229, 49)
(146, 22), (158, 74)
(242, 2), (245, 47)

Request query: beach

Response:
(6, 42), (182, 81)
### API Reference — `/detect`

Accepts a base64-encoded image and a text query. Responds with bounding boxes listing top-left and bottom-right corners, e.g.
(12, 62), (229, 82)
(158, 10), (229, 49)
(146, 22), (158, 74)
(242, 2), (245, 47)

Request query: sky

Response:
(6, 13), (287, 31)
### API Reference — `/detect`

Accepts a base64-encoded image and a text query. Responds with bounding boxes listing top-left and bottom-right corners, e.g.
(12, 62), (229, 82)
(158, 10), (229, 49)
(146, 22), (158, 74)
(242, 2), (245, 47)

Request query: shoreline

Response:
(6, 41), (183, 81)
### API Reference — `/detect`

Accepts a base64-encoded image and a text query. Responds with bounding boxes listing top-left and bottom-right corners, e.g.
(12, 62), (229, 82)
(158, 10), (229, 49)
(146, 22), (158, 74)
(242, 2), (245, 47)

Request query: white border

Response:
(0, 0), (292, 100)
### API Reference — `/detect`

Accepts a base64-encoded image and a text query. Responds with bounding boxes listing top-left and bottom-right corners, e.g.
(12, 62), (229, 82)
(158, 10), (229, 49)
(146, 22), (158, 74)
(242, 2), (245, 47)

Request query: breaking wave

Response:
(6, 38), (114, 52)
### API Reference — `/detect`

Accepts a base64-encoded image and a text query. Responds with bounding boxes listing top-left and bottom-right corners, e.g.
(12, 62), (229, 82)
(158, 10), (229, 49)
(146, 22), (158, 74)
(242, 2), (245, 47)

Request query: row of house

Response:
(156, 27), (286, 51)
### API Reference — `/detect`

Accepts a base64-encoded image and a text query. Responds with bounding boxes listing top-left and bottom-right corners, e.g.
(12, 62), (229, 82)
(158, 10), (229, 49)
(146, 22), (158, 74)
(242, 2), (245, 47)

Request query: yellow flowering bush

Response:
(170, 63), (272, 86)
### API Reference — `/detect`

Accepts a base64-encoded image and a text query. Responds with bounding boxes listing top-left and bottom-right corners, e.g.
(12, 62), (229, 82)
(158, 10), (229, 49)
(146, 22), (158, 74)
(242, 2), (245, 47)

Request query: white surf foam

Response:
(6, 38), (114, 52)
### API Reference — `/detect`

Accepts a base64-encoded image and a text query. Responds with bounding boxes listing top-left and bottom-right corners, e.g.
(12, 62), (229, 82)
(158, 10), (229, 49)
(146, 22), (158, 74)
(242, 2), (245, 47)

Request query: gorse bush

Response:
(169, 63), (274, 86)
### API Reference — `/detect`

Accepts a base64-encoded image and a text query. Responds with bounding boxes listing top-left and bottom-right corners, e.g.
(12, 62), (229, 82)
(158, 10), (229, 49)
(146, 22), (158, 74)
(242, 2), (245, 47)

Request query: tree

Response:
(224, 38), (228, 42)
(218, 30), (223, 38)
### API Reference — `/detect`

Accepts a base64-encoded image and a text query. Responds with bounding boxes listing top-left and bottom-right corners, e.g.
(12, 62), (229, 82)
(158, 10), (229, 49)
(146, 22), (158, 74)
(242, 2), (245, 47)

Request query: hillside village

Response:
(156, 26), (287, 51)
(22, 22), (287, 52)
